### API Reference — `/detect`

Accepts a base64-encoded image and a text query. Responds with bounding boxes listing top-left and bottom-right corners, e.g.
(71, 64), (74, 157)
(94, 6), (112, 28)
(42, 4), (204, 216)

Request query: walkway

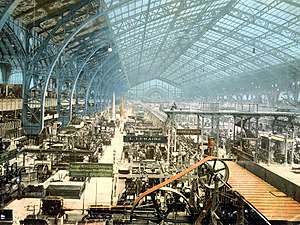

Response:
(227, 161), (300, 222)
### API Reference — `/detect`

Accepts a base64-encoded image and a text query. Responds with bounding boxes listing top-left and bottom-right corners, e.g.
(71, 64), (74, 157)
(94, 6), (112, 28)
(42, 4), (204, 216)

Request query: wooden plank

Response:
(227, 161), (300, 222)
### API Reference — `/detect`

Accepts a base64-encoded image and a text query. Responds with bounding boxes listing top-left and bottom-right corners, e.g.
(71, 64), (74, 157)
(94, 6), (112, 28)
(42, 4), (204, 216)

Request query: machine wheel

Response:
(198, 158), (229, 189)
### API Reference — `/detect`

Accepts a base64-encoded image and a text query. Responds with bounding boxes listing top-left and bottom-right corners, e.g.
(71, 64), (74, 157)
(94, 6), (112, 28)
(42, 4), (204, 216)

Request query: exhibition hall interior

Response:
(1, 0), (300, 224)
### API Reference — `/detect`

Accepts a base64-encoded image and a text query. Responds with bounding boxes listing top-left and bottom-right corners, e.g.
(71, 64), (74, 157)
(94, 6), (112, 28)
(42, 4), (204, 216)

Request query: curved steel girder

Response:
(0, 0), (22, 32)
(82, 54), (119, 114)
(29, 1), (88, 67)
(0, 41), (17, 70)
(84, 56), (121, 115)
(85, 60), (125, 115)
(23, 0), (133, 134)
(23, 12), (113, 135)
(75, 29), (109, 55)
(92, 73), (126, 114)
(3, 24), (26, 57)
(0, 26), (26, 71)
(71, 44), (115, 101)
(22, 2), (90, 134)
(29, 0), (129, 70)
(58, 42), (112, 126)
(56, 60), (77, 125)
(72, 53), (119, 118)
(74, 56), (117, 116)
(94, 61), (125, 93)
(88, 75), (117, 115)
(99, 78), (127, 113)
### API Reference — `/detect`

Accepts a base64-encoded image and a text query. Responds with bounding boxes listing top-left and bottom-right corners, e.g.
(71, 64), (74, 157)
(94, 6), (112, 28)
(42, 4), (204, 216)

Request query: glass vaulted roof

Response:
(104, 0), (300, 96)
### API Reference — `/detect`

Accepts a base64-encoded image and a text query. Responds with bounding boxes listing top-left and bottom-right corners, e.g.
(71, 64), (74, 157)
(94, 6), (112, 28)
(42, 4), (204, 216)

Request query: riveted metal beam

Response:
(70, 49), (115, 120)
(23, 0), (133, 134)
(84, 54), (120, 115)
(0, 0), (22, 32)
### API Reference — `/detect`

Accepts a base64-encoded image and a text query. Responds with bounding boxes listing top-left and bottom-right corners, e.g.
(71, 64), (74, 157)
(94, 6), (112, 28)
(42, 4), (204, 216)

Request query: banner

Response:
(69, 163), (113, 177)
(176, 129), (201, 135)
(123, 135), (167, 143)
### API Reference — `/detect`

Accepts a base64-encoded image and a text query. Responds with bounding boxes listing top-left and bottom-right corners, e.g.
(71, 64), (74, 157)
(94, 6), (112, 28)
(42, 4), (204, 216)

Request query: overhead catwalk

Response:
(163, 108), (300, 118)
(227, 161), (300, 223)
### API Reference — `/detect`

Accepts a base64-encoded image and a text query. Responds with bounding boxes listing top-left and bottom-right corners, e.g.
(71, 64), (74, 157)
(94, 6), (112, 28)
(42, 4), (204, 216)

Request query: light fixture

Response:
(252, 47), (256, 56)
(108, 46), (113, 52)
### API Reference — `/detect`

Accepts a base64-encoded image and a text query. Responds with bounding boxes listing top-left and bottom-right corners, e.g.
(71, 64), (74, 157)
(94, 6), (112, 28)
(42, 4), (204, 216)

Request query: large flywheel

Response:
(129, 156), (229, 224)
(197, 158), (229, 189)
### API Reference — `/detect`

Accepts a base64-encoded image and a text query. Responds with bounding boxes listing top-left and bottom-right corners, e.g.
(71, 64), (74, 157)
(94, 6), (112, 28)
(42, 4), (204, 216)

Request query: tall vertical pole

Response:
(216, 116), (220, 157)
(167, 127), (170, 164)
(240, 117), (243, 151)
(120, 95), (124, 120)
(255, 117), (259, 163)
(174, 127), (177, 153)
(211, 116), (214, 135)
(112, 92), (116, 121)
(233, 116), (236, 145)
(268, 133), (272, 166)
(82, 189), (85, 214)
(197, 115), (200, 144)
(95, 179), (98, 205)
(201, 116), (204, 155)
(291, 129), (295, 168)
(284, 134), (288, 166)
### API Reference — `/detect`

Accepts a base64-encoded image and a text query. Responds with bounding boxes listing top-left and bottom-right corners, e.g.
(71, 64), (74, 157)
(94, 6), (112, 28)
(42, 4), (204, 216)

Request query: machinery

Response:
(129, 156), (229, 224)
(81, 157), (231, 224)
(0, 163), (24, 207)
(0, 209), (13, 225)
(21, 196), (65, 225)
(81, 156), (268, 224)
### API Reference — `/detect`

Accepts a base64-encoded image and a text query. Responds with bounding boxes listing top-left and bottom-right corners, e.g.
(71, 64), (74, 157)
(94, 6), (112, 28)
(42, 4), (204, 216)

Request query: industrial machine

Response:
(21, 196), (65, 225)
(79, 156), (266, 224)
(0, 163), (24, 206)
(0, 209), (13, 225)
(9, 105), (300, 224)
(129, 156), (229, 224)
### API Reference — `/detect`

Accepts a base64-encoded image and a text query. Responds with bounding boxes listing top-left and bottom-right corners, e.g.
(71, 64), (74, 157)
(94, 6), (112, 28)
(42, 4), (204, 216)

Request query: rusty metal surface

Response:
(227, 161), (300, 222)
